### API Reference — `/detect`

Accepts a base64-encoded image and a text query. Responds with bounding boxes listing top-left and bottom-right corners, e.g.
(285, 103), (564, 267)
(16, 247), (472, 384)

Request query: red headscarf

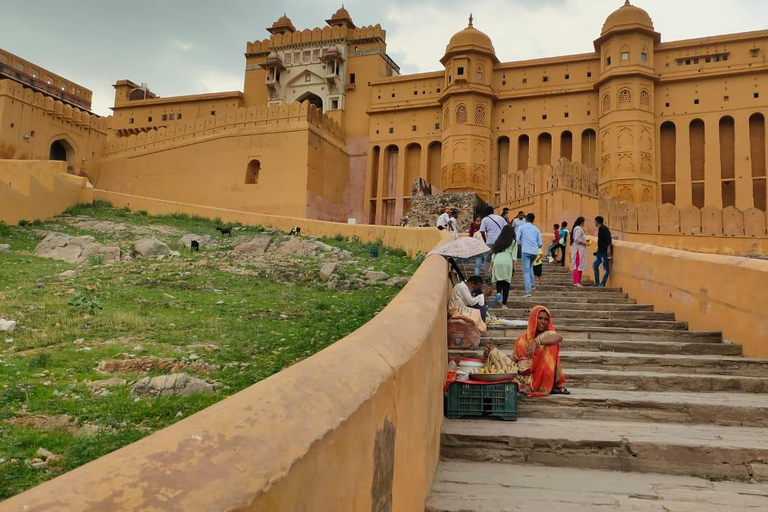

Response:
(514, 305), (555, 360)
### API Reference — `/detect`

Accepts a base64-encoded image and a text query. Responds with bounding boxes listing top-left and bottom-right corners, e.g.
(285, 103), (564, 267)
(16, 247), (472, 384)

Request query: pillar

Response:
(734, 114), (754, 210)
(704, 115), (721, 208)
(675, 119), (692, 207)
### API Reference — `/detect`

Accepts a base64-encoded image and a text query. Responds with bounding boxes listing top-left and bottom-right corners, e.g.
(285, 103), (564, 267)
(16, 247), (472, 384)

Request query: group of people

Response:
(568, 215), (613, 287)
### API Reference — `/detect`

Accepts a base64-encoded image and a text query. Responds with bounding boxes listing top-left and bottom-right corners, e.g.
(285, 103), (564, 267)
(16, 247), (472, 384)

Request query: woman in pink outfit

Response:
(570, 216), (588, 286)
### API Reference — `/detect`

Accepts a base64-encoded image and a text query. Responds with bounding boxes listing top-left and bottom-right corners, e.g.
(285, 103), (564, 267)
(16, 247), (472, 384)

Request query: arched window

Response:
(474, 105), (486, 125)
(581, 129), (596, 168)
(719, 116), (736, 207)
(618, 89), (632, 106)
(640, 90), (650, 108)
(750, 113), (767, 210)
(245, 159), (260, 184)
(660, 121), (677, 204)
(621, 45), (630, 62)
(476, 64), (484, 82)
(602, 94), (611, 114)
(690, 119), (706, 208)
(456, 104), (468, 124)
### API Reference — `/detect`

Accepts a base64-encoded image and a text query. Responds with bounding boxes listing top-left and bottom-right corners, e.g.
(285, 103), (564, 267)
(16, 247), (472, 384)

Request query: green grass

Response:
(0, 204), (421, 498)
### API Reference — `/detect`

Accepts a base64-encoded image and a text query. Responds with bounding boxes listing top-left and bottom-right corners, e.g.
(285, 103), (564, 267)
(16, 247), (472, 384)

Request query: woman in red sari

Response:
(515, 305), (568, 397)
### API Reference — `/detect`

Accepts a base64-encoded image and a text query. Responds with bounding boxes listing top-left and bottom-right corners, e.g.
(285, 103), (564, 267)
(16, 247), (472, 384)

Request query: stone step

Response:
(499, 301), (654, 311)
(506, 285), (624, 293)
(486, 326), (721, 342)
(480, 337), (742, 355)
(427, 460), (768, 512)
(449, 349), (766, 377)
(566, 368), (768, 393)
(440, 418), (768, 482)
(488, 317), (688, 330)
(517, 389), (768, 427)
(495, 308), (677, 321)
(502, 295), (637, 305)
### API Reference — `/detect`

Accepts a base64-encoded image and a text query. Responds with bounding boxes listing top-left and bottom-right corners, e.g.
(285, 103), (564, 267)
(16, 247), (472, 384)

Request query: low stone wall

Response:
(95, 190), (442, 256)
(0, 216), (450, 511)
(610, 240), (768, 358)
(0, 160), (93, 225)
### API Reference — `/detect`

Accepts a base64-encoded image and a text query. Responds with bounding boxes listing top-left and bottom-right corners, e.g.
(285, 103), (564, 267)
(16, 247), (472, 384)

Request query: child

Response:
(547, 223), (560, 263)
(558, 221), (569, 266)
(533, 247), (544, 287)
(489, 224), (516, 310)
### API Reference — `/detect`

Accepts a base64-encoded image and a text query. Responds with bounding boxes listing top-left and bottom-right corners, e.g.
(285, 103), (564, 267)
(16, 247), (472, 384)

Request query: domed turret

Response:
(442, 15), (497, 63)
(326, 6), (356, 29)
(601, 1), (653, 36)
(267, 14), (296, 35)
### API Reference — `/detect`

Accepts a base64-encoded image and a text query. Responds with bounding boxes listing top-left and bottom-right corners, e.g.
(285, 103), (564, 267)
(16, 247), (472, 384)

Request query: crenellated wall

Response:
(246, 24), (387, 55)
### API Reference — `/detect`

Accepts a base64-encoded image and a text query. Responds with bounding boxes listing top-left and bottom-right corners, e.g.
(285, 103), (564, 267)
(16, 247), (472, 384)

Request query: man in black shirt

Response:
(593, 216), (613, 287)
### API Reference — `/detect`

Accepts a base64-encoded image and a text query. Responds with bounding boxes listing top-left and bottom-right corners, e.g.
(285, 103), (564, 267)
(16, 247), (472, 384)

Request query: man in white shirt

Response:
(479, 206), (507, 276)
(449, 276), (487, 320)
(516, 213), (543, 297)
(436, 207), (460, 239)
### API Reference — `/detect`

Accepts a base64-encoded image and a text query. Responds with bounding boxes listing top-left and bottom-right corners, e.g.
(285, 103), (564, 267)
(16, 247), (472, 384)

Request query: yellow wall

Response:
(0, 160), (93, 224)
(610, 240), (768, 357)
(0, 214), (449, 512)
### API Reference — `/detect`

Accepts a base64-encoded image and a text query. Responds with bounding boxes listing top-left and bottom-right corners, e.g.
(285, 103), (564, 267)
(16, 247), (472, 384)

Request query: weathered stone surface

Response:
(366, 271), (389, 281)
(133, 238), (171, 257)
(35, 448), (53, 459)
(34, 234), (120, 264)
(131, 373), (218, 397)
(319, 263), (337, 282)
(58, 270), (77, 278)
(179, 234), (212, 249)
(97, 358), (219, 375)
(234, 236), (272, 254)
(0, 244), (10, 252)
(276, 237), (320, 257)
(0, 319), (16, 332)
(385, 277), (409, 287)
(87, 377), (128, 389)
(400, 191), (486, 232)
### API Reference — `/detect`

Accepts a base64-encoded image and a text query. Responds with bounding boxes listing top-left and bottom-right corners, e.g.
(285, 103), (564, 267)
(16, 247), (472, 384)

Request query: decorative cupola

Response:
(326, 6), (356, 29)
(267, 14), (296, 35)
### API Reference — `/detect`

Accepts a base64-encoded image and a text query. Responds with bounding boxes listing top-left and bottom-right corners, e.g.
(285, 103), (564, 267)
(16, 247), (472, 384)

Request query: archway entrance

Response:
(49, 139), (75, 174)
(297, 92), (323, 111)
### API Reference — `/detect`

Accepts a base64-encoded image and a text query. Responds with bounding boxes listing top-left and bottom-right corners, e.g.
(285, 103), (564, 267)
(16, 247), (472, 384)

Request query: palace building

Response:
(1, 2), (768, 226)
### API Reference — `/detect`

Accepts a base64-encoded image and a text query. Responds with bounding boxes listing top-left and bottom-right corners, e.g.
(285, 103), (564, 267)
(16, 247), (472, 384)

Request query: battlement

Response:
(500, 158), (599, 205)
(246, 24), (386, 55)
(102, 101), (344, 158)
(0, 79), (108, 132)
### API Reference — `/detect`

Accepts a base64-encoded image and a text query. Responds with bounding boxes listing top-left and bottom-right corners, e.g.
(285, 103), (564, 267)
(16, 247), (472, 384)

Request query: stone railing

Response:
(0, 192), (450, 511)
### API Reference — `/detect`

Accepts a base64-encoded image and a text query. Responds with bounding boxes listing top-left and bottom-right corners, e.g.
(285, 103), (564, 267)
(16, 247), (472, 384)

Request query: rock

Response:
(276, 237), (320, 257)
(97, 357), (219, 375)
(45, 454), (62, 467)
(319, 263), (337, 282)
(385, 277), (410, 287)
(34, 234), (121, 265)
(0, 319), (16, 333)
(169, 251), (180, 257)
(365, 271), (389, 282)
(87, 377), (128, 389)
(132, 238), (171, 257)
(234, 236), (272, 254)
(179, 234), (212, 249)
(131, 373), (219, 397)
(28, 459), (47, 470)
(0, 244), (10, 252)
(58, 270), (77, 278)
(36, 448), (53, 459)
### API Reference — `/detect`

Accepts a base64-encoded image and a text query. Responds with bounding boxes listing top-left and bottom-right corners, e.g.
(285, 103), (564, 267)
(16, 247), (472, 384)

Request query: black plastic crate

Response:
(445, 381), (518, 421)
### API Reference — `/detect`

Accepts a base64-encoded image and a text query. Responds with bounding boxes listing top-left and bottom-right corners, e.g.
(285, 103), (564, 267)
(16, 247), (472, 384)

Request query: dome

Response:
(326, 6), (356, 29)
(444, 15), (496, 59)
(601, 1), (654, 36)
(267, 14), (296, 35)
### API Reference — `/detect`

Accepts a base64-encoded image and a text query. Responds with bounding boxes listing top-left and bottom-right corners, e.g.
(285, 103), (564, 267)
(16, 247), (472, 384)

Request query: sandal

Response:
(551, 387), (571, 395)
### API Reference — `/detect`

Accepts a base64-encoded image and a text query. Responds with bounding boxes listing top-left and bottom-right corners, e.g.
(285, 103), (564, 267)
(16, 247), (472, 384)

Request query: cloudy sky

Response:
(2, 0), (767, 116)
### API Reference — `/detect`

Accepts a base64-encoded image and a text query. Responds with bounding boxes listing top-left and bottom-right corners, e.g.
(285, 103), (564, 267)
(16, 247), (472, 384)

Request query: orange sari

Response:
(514, 305), (566, 397)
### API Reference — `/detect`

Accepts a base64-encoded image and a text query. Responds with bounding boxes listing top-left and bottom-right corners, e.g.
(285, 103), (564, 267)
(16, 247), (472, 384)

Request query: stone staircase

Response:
(428, 263), (768, 511)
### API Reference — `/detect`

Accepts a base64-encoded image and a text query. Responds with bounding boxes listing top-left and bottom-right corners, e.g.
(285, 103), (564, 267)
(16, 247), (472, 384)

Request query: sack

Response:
(449, 305), (487, 332)
(447, 319), (482, 350)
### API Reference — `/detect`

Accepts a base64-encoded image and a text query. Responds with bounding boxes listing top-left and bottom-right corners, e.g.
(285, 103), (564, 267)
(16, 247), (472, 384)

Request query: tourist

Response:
(468, 215), (483, 276)
(593, 216), (613, 287)
(501, 207), (510, 223)
(449, 275), (487, 321)
(533, 247), (544, 287)
(511, 211), (526, 272)
(436, 207), (459, 239)
(489, 225), (516, 310)
(514, 306), (568, 397)
(558, 221), (569, 266)
(516, 213), (542, 298)
(479, 206), (507, 276)
(570, 216), (588, 287)
(547, 223), (560, 263)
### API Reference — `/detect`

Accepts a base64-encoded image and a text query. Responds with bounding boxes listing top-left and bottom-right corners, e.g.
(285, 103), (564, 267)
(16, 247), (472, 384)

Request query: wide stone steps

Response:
(496, 308), (677, 321)
(502, 295), (637, 305)
(518, 389), (768, 427)
(427, 461), (768, 512)
(441, 418), (768, 482)
(486, 325), (720, 342)
(565, 368), (768, 393)
(499, 301), (654, 311)
(480, 337), (742, 355)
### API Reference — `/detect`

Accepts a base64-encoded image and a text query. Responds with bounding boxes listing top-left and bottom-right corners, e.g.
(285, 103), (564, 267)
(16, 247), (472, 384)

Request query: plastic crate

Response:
(445, 381), (518, 421)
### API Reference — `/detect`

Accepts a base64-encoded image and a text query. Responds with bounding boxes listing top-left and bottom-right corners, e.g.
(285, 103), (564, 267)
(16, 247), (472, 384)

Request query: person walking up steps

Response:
(489, 225), (516, 309)
(547, 224), (560, 263)
(516, 213), (542, 298)
(570, 216), (589, 287)
(479, 206), (507, 279)
(593, 216), (613, 287)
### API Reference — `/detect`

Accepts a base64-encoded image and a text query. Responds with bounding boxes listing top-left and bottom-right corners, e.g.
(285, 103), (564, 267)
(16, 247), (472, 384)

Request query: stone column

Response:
(675, 117), (692, 207)
(704, 114), (721, 208)
(375, 147), (386, 224)
(394, 144), (406, 221)
(734, 113), (753, 210)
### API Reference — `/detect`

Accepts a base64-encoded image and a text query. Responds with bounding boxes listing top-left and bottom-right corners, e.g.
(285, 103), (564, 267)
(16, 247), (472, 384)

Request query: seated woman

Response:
(514, 305), (568, 397)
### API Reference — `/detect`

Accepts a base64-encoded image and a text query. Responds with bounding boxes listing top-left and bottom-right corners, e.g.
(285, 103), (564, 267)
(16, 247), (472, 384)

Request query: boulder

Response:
(234, 236), (272, 254)
(131, 373), (219, 397)
(133, 238), (171, 257)
(365, 270), (389, 282)
(319, 263), (337, 282)
(58, 270), (77, 278)
(34, 234), (121, 265)
(275, 237), (319, 257)
(0, 319), (16, 333)
(385, 277), (409, 287)
(0, 244), (10, 252)
(87, 377), (128, 389)
(179, 234), (212, 249)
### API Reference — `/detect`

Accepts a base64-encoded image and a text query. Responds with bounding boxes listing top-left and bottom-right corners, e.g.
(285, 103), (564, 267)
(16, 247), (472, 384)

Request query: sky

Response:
(2, 0), (767, 116)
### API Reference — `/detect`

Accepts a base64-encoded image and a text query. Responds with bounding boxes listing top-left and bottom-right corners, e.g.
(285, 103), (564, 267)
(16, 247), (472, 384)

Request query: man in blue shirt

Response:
(516, 213), (542, 297)
(478, 206), (507, 278)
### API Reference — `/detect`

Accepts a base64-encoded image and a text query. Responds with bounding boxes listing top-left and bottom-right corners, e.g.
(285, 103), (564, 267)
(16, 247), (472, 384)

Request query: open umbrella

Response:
(428, 236), (490, 259)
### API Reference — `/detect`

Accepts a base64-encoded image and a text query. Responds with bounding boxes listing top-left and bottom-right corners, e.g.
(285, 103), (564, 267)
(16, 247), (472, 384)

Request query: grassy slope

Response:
(0, 203), (422, 498)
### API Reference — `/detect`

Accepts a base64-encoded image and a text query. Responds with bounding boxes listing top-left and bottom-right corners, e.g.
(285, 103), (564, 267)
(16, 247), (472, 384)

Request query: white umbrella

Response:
(428, 237), (490, 259)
